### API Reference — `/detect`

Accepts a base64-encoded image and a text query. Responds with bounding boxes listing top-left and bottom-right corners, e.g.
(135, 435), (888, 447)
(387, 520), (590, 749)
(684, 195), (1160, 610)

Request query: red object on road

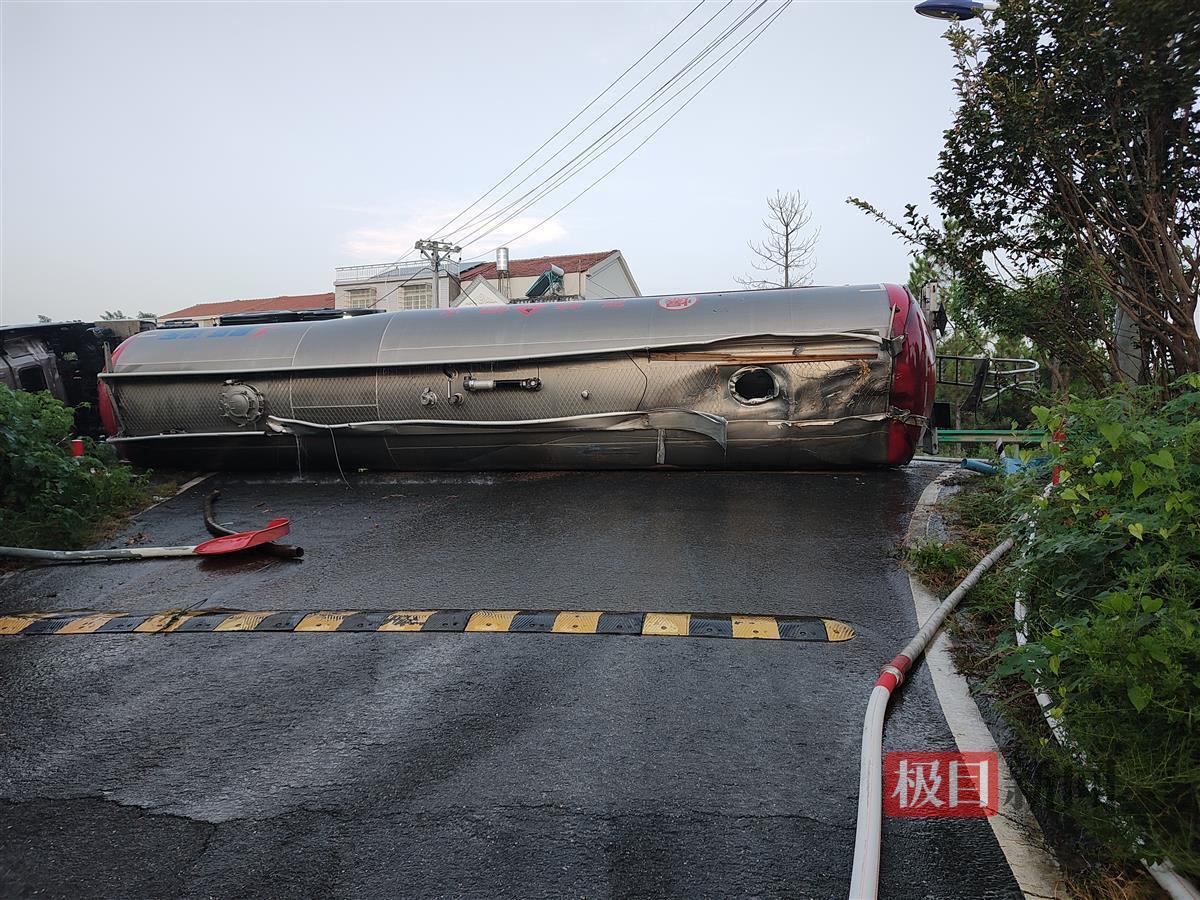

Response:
(70, 439), (85, 457)
(193, 518), (291, 555)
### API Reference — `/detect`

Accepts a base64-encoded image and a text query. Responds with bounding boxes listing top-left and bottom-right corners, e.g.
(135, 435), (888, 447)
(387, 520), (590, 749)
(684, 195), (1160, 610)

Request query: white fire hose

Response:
(848, 537), (1014, 899)
(849, 523), (1200, 899)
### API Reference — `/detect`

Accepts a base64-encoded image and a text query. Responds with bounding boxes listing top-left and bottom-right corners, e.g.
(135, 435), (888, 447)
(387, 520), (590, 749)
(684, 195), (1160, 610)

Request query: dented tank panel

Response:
(100, 284), (933, 471)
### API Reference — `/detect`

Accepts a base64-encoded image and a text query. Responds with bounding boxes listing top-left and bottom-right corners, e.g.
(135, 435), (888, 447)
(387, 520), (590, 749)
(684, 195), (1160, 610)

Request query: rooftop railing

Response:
(335, 259), (469, 284)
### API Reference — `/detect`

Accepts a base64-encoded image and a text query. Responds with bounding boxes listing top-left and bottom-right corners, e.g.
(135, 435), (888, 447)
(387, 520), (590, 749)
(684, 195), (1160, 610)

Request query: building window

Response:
(343, 287), (376, 309)
(402, 283), (434, 309)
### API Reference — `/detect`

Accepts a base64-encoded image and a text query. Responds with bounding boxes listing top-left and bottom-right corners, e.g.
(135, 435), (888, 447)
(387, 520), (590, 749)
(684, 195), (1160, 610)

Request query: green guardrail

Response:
(936, 429), (1047, 443)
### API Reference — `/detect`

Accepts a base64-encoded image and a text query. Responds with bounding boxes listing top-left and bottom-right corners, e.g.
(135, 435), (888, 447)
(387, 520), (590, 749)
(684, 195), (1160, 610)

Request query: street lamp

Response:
(913, 0), (998, 20)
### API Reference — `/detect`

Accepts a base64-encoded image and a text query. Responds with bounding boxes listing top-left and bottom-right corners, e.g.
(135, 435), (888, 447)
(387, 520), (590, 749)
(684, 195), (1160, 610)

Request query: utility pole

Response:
(415, 239), (461, 309)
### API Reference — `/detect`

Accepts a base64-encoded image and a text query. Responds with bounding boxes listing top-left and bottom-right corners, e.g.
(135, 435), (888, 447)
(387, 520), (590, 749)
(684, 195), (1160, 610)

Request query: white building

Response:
(334, 249), (640, 312)
(333, 260), (466, 312)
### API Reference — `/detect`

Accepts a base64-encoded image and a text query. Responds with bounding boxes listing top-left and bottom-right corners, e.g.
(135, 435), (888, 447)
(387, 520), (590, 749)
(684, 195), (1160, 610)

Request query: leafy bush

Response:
(0, 385), (154, 549)
(998, 377), (1200, 875)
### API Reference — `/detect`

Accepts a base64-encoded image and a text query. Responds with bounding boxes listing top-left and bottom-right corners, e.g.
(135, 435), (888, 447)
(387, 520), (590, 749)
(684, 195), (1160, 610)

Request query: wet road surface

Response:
(0, 468), (1020, 898)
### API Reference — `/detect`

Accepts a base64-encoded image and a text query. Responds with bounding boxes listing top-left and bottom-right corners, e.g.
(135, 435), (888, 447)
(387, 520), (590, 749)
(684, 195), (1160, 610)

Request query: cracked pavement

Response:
(0, 468), (1021, 898)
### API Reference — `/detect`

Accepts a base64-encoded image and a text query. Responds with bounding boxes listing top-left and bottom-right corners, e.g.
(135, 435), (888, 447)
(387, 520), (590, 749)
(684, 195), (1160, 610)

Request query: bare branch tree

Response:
(736, 190), (819, 289)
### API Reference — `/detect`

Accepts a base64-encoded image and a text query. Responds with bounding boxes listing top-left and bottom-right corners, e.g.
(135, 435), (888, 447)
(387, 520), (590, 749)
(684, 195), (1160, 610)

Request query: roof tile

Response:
(459, 251), (616, 282)
(161, 293), (335, 320)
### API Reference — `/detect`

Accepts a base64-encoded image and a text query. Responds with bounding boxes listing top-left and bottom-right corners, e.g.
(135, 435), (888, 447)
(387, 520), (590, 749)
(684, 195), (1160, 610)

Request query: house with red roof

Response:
(159, 293), (335, 327)
(333, 250), (640, 312)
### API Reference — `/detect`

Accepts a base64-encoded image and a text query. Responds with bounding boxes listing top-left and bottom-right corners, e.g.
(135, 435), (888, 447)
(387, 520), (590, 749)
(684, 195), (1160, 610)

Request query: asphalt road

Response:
(0, 467), (1021, 899)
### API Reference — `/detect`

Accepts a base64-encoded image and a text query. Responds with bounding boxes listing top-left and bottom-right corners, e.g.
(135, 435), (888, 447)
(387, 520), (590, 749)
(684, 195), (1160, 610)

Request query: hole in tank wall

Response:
(728, 366), (779, 406)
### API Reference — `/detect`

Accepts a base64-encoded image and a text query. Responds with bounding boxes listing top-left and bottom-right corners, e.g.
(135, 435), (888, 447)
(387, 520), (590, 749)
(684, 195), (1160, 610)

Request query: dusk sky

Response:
(1, 1), (961, 324)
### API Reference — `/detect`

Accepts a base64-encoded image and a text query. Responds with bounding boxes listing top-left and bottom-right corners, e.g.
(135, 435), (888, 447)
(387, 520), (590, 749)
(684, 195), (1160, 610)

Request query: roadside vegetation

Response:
(0, 384), (161, 549)
(867, 0), (1199, 887)
(910, 379), (1200, 889)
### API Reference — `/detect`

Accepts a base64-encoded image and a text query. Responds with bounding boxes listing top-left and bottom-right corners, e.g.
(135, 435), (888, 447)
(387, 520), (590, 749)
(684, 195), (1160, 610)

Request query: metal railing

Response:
(936, 355), (1039, 405)
(335, 259), (469, 284)
(935, 428), (1045, 444)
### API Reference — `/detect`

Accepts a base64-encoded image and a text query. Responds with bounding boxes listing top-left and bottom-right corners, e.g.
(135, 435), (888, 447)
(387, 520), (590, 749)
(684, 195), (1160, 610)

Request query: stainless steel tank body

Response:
(98, 284), (935, 471)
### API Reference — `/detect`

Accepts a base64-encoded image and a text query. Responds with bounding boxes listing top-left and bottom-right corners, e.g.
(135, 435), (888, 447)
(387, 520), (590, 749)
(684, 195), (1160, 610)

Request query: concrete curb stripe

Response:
(0, 609), (856, 642)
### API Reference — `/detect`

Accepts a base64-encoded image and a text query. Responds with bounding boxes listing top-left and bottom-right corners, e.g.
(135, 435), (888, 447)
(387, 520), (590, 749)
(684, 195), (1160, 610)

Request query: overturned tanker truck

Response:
(98, 283), (934, 471)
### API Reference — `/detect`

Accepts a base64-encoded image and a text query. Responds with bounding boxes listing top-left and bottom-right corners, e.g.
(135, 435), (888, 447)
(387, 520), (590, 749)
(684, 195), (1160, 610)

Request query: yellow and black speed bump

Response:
(0, 609), (854, 642)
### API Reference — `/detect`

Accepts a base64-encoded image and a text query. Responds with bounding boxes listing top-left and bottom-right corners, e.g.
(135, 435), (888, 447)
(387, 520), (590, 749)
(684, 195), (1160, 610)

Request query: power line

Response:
(441, 0), (739, 243)
(460, 1), (789, 256)
(428, 0), (709, 243)
(362, 2), (713, 309)
(367, 1), (791, 311)
(454, 0), (773, 252)
(469, 1), (793, 261)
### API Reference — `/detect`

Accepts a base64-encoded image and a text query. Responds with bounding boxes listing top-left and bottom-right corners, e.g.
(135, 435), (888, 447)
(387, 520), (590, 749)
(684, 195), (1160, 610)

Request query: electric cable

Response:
(466, 0), (792, 258)
(441, 0), (741, 242)
(359, 2), (711, 308)
(365, 1), (789, 309)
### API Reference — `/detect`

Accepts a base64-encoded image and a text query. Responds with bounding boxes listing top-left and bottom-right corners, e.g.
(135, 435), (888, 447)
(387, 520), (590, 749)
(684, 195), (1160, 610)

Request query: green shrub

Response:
(0, 385), (154, 549)
(997, 376), (1200, 875)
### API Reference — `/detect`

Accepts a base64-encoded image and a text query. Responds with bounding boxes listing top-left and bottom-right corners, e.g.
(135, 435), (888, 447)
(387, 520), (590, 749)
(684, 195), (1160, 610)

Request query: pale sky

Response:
(0, 1), (960, 324)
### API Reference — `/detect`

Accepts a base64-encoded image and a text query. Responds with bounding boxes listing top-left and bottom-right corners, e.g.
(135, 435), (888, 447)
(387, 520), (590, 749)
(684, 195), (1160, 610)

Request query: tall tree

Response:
(737, 190), (819, 289)
(99, 310), (127, 320)
(852, 0), (1200, 385)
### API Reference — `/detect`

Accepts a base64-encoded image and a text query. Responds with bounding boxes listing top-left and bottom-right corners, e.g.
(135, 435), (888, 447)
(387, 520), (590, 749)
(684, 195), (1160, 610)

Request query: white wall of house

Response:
(583, 253), (639, 300)
(335, 273), (459, 312)
(455, 277), (508, 307)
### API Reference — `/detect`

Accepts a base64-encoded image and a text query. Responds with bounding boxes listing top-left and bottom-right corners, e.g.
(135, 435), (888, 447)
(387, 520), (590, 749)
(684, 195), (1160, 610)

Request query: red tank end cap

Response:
(97, 338), (133, 439)
(884, 284), (936, 466)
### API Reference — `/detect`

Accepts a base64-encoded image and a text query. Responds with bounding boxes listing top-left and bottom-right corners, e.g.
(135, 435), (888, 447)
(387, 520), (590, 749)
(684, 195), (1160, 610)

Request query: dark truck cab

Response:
(1, 321), (129, 438)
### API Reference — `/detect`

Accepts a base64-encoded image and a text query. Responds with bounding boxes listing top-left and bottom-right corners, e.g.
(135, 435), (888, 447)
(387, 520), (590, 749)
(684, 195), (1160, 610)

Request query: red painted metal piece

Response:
(98, 338), (132, 439)
(70, 439), (85, 458)
(874, 653), (914, 691)
(884, 284), (936, 466)
(193, 518), (291, 555)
